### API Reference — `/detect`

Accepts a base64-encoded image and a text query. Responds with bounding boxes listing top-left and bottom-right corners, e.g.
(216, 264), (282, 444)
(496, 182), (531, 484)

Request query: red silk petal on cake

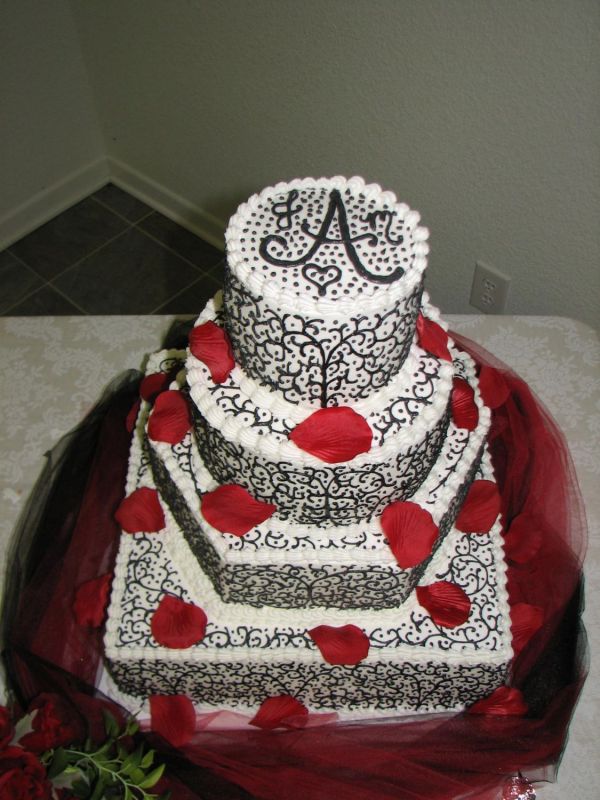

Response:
(189, 321), (235, 384)
(455, 480), (501, 533)
(140, 371), (171, 403)
(150, 695), (196, 747)
(249, 695), (309, 730)
(416, 581), (471, 628)
(151, 594), (207, 649)
(468, 686), (528, 716)
(380, 501), (439, 568)
(125, 398), (141, 434)
(147, 390), (192, 445)
(511, 603), (544, 655)
(478, 364), (511, 409)
(504, 512), (543, 564)
(289, 407), (372, 463)
(416, 314), (452, 361)
(308, 624), (370, 665)
(73, 572), (112, 627)
(201, 484), (276, 536)
(451, 377), (479, 431)
(114, 486), (165, 533)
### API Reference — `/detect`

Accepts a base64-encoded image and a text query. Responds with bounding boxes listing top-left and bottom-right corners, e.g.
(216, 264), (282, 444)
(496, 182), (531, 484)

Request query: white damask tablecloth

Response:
(0, 314), (598, 799)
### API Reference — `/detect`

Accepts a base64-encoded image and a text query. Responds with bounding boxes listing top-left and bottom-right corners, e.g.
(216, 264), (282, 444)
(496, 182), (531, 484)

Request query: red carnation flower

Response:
(189, 321), (235, 383)
(0, 706), (14, 749)
(0, 746), (52, 799)
(19, 694), (82, 754)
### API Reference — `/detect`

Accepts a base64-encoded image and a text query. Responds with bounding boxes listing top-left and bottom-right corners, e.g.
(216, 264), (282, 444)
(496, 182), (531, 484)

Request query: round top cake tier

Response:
(223, 177), (430, 408)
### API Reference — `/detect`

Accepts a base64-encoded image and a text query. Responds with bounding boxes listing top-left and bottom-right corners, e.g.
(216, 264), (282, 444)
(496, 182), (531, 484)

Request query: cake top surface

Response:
(226, 176), (430, 306)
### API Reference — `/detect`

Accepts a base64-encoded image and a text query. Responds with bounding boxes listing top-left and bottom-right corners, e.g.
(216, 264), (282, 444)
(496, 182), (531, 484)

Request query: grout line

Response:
(90, 194), (155, 227)
(134, 221), (223, 275)
(40, 225), (134, 285)
(48, 282), (89, 315)
(148, 273), (220, 315)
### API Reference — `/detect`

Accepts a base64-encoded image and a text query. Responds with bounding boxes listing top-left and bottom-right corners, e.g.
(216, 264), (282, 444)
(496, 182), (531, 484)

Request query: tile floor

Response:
(1, 184), (224, 316)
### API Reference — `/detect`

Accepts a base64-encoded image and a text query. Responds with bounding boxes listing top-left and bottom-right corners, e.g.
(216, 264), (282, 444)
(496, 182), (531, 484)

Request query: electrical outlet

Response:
(470, 262), (510, 313)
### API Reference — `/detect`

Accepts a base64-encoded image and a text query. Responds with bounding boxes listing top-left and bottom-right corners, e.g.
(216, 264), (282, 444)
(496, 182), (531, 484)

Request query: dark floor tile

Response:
(9, 197), (129, 281)
(137, 212), (223, 270)
(5, 284), (83, 316)
(0, 250), (44, 313)
(53, 227), (202, 314)
(92, 183), (153, 223)
(154, 274), (223, 315)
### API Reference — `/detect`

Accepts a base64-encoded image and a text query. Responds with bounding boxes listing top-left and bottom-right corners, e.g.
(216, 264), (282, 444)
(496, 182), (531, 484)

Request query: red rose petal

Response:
(416, 314), (452, 361)
(416, 581), (471, 628)
(504, 512), (543, 564)
(115, 487), (165, 533)
(308, 624), (370, 665)
(151, 595), (207, 649)
(478, 365), (511, 409)
(451, 377), (479, 431)
(189, 321), (235, 384)
(140, 371), (172, 403)
(201, 484), (276, 536)
(125, 399), (141, 434)
(73, 573), (112, 627)
(147, 390), (192, 444)
(150, 695), (196, 746)
(510, 602), (544, 655)
(380, 501), (439, 568)
(289, 407), (372, 463)
(468, 686), (528, 716)
(455, 480), (501, 533)
(249, 695), (309, 730)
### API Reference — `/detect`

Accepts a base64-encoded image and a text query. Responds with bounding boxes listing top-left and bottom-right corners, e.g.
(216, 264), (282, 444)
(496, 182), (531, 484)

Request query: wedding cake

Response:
(105, 177), (512, 719)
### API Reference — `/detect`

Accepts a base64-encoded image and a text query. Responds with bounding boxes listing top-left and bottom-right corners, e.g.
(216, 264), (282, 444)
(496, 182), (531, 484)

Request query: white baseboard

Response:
(0, 158), (110, 251)
(108, 157), (226, 251)
(0, 156), (227, 252)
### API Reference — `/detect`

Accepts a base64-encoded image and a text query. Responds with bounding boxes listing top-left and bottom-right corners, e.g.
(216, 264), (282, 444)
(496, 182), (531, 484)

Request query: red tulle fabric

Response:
(150, 695), (196, 747)
(249, 696), (309, 731)
(3, 335), (588, 800)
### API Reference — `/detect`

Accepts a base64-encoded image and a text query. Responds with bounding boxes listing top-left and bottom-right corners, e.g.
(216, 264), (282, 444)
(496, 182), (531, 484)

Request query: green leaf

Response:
(124, 718), (140, 737)
(140, 749), (155, 769)
(71, 777), (91, 798)
(103, 709), (121, 739)
(46, 746), (70, 779)
(138, 763), (166, 790)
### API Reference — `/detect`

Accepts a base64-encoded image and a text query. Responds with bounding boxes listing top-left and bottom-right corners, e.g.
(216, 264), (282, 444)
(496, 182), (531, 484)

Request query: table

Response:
(1, 314), (598, 798)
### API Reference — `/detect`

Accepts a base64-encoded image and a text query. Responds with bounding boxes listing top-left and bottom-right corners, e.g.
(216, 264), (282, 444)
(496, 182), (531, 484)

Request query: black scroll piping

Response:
(258, 189), (405, 293)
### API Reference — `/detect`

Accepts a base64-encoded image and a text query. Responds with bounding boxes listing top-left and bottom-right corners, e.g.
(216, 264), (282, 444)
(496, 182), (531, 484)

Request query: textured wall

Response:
(31, 1), (600, 325)
(0, 0), (104, 220)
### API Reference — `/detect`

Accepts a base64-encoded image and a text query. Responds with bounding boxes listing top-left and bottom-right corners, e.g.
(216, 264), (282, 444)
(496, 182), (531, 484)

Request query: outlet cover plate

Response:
(470, 261), (510, 313)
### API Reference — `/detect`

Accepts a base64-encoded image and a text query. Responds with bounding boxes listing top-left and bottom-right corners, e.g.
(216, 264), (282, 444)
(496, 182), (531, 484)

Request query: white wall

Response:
(0, 0), (106, 246)
(3, 1), (598, 326)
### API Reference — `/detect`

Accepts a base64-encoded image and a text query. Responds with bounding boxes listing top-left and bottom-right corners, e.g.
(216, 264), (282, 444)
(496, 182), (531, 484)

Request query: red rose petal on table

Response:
(249, 695), (309, 730)
(147, 390), (192, 444)
(189, 321), (235, 383)
(455, 480), (501, 533)
(380, 501), (439, 568)
(115, 487), (165, 533)
(125, 399), (141, 433)
(416, 314), (452, 361)
(73, 572), (112, 627)
(151, 595), (207, 648)
(140, 371), (172, 403)
(504, 512), (543, 564)
(510, 602), (544, 655)
(308, 624), (370, 665)
(201, 484), (276, 536)
(416, 581), (471, 628)
(150, 695), (196, 746)
(451, 377), (479, 431)
(468, 686), (528, 716)
(478, 364), (511, 409)
(289, 407), (372, 463)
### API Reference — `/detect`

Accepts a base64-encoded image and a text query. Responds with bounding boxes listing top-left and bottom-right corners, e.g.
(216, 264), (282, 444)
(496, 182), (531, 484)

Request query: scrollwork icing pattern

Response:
(193, 411), (449, 527)
(223, 270), (423, 407)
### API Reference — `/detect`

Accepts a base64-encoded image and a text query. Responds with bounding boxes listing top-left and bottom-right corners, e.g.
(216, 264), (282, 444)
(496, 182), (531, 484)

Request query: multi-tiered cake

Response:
(105, 177), (512, 719)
